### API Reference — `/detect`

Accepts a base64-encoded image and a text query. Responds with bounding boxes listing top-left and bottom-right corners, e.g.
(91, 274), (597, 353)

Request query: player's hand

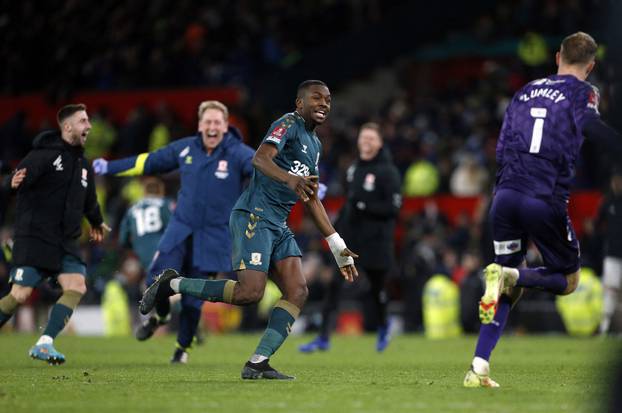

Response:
(287, 175), (318, 202)
(92, 158), (108, 175)
(11, 168), (26, 189)
(90, 222), (111, 243)
(338, 248), (359, 282)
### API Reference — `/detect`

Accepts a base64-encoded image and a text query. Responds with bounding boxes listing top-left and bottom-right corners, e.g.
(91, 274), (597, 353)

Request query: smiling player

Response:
(140, 80), (359, 379)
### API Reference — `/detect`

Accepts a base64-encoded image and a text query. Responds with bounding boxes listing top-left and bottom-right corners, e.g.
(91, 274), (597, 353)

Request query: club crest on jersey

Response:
(81, 168), (88, 188)
(363, 173), (376, 191)
(215, 160), (229, 179)
(250, 252), (262, 266)
(587, 89), (600, 113)
(53, 155), (63, 171)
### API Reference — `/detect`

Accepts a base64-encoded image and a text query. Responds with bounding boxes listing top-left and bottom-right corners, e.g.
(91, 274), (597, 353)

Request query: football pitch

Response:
(0, 334), (619, 413)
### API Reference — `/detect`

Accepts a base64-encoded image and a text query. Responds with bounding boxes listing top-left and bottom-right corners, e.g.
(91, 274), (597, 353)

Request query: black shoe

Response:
(139, 269), (179, 315)
(135, 316), (166, 341)
(171, 348), (189, 364)
(241, 359), (294, 380)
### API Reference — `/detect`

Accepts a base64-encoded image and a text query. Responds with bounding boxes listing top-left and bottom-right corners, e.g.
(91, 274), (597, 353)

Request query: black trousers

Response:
(319, 267), (388, 338)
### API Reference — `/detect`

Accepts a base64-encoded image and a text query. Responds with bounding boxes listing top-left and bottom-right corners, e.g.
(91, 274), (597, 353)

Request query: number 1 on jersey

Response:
(529, 107), (547, 154)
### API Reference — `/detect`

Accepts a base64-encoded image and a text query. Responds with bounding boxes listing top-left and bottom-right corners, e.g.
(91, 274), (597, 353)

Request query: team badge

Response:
(215, 160), (229, 179)
(363, 173), (376, 191)
(185, 155), (192, 164)
(250, 253), (262, 266)
(81, 168), (88, 188)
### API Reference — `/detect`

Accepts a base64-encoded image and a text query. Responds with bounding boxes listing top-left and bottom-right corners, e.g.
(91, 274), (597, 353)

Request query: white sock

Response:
(170, 278), (181, 293)
(600, 287), (618, 334)
(36, 335), (53, 346)
(503, 267), (520, 287)
(250, 354), (268, 364)
(472, 356), (490, 376)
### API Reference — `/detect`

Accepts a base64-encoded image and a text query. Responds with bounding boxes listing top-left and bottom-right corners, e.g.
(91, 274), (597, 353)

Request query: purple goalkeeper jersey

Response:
(495, 74), (600, 203)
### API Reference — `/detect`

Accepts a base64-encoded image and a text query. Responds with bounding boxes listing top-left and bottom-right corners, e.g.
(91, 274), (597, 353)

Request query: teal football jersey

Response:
(233, 112), (322, 226)
(119, 196), (173, 268)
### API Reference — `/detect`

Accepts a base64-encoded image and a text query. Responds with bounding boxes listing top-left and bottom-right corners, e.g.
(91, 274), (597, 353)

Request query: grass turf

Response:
(0, 333), (619, 413)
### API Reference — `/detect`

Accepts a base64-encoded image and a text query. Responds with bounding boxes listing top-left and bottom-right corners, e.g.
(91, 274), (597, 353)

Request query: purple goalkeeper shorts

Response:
(489, 188), (580, 274)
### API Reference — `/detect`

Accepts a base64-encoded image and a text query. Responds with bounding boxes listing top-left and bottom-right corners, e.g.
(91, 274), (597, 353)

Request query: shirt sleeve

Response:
(13, 150), (52, 190)
(107, 141), (182, 176)
(574, 83), (601, 130)
(261, 115), (296, 153)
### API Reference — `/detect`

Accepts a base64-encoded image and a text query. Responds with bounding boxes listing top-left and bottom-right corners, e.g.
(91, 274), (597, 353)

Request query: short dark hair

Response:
(57, 103), (87, 126)
(297, 80), (328, 98)
(560, 32), (597, 65)
(360, 122), (382, 139)
(143, 177), (165, 196)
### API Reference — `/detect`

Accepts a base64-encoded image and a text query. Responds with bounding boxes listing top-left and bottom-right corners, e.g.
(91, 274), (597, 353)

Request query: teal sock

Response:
(43, 303), (73, 339)
(179, 278), (236, 303)
(254, 301), (299, 358)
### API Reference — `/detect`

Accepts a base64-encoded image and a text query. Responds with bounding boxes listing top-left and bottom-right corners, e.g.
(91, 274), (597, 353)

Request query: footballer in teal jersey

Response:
(140, 80), (359, 380)
(119, 177), (173, 270)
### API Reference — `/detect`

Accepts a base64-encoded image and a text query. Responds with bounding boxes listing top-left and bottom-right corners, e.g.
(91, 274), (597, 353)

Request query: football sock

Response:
(43, 290), (82, 339)
(36, 335), (53, 346)
(254, 300), (299, 358)
(0, 294), (18, 327)
(600, 286), (618, 334)
(178, 278), (236, 303)
(177, 304), (201, 349)
(515, 267), (568, 294)
(474, 294), (511, 361)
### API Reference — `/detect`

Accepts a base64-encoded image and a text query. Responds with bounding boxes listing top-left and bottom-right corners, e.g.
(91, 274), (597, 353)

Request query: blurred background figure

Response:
(118, 177), (173, 272)
(300, 122), (401, 353)
(598, 167), (622, 335)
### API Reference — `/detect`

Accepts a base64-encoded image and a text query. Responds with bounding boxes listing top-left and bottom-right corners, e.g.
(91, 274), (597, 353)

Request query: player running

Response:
(140, 80), (359, 379)
(464, 32), (622, 388)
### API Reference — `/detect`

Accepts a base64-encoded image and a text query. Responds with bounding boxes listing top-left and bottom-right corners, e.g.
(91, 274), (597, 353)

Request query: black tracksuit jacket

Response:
(10, 130), (103, 272)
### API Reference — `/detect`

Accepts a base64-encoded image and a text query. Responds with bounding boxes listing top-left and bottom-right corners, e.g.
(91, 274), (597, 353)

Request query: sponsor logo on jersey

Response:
(288, 160), (310, 177)
(215, 159), (229, 179)
(81, 168), (88, 188)
(250, 253), (262, 266)
(301, 144), (308, 154)
(179, 146), (190, 157)
(363, 173), (376, 191)
(53, 155), (63, 171)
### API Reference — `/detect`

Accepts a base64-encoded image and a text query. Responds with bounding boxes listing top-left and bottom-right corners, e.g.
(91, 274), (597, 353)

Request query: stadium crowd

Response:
(0, 0), (618, 336)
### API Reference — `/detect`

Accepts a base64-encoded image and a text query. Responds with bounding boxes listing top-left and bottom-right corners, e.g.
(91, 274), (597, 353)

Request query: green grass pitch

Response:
(0, 333), (619, 412)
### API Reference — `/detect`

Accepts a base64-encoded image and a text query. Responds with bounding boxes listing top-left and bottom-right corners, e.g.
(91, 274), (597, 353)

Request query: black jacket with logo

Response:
(335, 148), (402, 271)
(11, 131), (103, 272)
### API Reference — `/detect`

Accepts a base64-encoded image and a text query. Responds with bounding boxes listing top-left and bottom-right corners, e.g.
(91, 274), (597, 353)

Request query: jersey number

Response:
(133, 206), (163, 236)
(529, 107), (547, 153)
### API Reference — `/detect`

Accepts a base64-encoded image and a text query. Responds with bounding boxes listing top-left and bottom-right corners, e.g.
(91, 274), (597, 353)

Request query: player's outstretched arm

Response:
(92, 142), (181, 177)
(252, 143), (317, 202)
(304, 194), (359, 282)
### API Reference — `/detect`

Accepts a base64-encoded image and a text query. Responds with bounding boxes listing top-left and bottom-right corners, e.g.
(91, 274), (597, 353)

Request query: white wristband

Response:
(325, 232), (354, 268)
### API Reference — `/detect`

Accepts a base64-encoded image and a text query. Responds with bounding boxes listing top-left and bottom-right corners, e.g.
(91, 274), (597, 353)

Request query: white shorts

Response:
(603, 256), (622, 289)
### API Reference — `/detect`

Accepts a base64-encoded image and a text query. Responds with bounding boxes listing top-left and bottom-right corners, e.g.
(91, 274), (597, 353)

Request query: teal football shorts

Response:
(229, 210), (302, 273)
